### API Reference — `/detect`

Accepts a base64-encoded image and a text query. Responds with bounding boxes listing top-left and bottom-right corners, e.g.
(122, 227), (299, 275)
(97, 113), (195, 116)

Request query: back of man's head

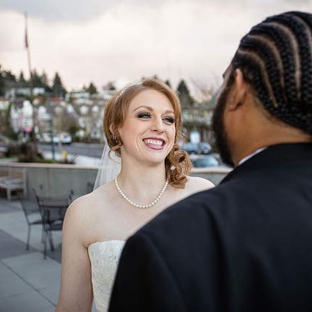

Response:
(231, 11), (312, 135)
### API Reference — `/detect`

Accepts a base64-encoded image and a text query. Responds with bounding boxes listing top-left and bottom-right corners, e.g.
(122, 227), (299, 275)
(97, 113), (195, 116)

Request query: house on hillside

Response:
(182, 92), (217, 143)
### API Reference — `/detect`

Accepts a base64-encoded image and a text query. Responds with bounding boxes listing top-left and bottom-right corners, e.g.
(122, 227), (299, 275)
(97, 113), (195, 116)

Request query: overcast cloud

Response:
(1, 0), (312, 93)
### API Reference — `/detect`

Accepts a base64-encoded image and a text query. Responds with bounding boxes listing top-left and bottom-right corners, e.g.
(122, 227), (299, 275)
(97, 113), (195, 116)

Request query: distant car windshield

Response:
(181, 142), (197, 154)
(182, 142), (212, 155)
(192, 156), (219, 167)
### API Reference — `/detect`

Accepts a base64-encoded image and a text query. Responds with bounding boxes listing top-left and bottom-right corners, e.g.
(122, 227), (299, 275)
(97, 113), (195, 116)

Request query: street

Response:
(38, 142), (103, 159)
(1, 141), (226, 168)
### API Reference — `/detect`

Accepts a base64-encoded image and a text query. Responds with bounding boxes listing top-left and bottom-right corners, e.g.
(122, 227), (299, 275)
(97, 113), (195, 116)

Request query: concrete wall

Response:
(0, 162), (231, 199)
(0, 162), (98, 198)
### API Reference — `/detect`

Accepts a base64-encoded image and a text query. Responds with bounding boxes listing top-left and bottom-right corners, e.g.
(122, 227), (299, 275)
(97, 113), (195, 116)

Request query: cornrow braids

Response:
(231, 11), (312, 134)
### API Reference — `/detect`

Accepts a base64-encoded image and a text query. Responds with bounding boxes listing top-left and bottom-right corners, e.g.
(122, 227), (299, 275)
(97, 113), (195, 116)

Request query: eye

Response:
(163, 116), (175, 124)
(137, 112), (151, 119)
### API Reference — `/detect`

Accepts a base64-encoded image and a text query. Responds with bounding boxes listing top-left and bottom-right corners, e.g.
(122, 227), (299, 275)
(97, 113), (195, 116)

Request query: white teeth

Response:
(144, 139), (163, 146)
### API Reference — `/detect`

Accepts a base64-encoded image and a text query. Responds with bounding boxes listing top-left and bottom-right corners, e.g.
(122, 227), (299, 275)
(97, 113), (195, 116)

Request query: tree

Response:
(68, 122), (80, 137)
(103, 81), (116, 91)
(176, 79), (195, 109)
(54, 110), (79, 135)
(41, 71), (49, 89)
(52, 72), (66, 97)
(87, 82), (98, 95)
(18, 71), (27, 84)
(1, 67), (16, 97)
(165, 79), (172, 88)
(0, 65), (5, 96)
(4, 102), (17, 140)
(31, 69), (44, 88)
(2, 70), (16, 82)
(190, 76), (219, 103)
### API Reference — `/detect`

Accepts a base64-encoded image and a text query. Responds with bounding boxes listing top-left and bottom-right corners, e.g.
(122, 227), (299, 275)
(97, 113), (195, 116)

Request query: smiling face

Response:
(117, 89), (176, 165)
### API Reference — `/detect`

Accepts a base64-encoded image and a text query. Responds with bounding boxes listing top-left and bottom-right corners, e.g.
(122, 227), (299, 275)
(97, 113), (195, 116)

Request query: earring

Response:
(112, 134), (119, 144)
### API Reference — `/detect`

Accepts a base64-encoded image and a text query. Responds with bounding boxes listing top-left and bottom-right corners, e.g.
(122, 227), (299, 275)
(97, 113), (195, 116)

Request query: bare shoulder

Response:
(186, 176), (215, 194)
(63, 183), (116, 246)
(66, 183), (113, 220)
(63, 193), (95, 229)
(168, 176), (214, 204)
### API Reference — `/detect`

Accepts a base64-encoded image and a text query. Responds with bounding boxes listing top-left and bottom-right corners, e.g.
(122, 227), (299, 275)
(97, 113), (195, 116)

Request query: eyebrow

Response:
(133, 105), (174, 114)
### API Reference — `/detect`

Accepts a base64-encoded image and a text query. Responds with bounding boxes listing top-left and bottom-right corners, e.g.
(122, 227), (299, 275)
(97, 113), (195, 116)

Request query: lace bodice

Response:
(88, 240), (125, 312)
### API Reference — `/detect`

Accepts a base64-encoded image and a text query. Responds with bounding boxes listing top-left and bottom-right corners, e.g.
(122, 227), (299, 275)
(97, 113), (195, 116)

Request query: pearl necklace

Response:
(114, 177), (169, 209)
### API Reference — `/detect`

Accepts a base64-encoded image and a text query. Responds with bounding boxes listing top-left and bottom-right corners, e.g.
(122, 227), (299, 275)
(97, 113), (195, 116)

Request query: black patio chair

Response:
(86, 182), (94, 193)
(17, 192), (44, 250)
(35, 194), (72, 259)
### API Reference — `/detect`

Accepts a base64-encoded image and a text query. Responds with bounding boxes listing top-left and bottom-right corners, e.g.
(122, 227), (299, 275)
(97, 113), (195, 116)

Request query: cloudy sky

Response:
(1, 0), (312, 94)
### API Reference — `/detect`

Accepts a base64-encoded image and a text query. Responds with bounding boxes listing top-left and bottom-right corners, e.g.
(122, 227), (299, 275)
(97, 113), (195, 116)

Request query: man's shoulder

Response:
(132, 173), (264, 248)
(134, 185), (230, 241)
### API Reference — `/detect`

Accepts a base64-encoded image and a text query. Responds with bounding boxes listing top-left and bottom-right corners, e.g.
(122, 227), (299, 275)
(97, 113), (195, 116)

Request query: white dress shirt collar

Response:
(237, 147), (267, 166)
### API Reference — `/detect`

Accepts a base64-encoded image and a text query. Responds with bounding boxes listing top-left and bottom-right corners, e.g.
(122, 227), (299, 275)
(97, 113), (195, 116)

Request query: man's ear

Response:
(228, 68), (248, 111)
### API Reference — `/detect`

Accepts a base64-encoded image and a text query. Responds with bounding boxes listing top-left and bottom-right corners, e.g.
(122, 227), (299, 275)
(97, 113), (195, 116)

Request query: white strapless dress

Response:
(88, 240), (125, 312)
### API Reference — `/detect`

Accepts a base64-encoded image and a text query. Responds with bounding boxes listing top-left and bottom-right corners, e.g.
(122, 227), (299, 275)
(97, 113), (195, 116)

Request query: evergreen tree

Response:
(2, 70), (16, 82)
(52, 72), (66, 97)
(41, 71), (49, 89)
(18, 71), (27, 84)
(41, 71), (52, 93)
(176, 79), (195, 109)
(103, 81), (116, 90)
(31, 69), (43, 88)
(4, 102), (16, 140)
(0, 65), (5, 96)
(165, 79), (171, 88)
(87, 82), (98, 95)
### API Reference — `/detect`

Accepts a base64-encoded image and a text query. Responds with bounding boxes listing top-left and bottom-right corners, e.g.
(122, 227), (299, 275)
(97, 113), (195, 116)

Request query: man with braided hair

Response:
(109, 11), (312, 312)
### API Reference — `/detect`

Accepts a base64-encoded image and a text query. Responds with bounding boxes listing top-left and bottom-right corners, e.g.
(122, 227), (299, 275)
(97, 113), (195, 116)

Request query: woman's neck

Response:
(117, 162), (167, 203)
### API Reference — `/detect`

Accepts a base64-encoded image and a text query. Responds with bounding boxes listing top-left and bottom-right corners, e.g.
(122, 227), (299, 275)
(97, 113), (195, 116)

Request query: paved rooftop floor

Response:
(0, 195), (96, 312)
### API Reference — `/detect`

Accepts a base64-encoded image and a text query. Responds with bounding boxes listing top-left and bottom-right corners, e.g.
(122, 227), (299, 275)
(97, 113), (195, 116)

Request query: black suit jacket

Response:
(109, 143), (312, 312)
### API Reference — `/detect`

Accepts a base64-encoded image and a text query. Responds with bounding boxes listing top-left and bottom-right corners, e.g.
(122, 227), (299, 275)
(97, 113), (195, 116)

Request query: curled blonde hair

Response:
(103, 78), (192, 188)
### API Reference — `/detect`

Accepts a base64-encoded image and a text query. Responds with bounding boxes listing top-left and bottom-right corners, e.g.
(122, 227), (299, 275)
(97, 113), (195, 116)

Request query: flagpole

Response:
(24, 11), (36, 145)
(24, 12), (33, 98)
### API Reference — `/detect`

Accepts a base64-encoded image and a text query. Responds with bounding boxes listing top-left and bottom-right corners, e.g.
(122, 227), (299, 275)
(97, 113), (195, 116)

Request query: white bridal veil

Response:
(93, 136), (121, 190)
(93, 81), (145, 190)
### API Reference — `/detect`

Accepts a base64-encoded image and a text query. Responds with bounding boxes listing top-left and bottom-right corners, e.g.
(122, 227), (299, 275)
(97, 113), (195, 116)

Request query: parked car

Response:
(39, 133), (60, 144)
(181, 142), (212, 155)
(59, 132), (72, 145)
(197, 142), (212, 155)
(39, 132), (72, 145)
(191, 155), (220, 168)
(181, 142), (198, 154)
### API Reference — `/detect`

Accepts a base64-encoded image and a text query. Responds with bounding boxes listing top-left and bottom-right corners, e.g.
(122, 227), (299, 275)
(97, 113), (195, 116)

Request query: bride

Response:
(55, 78), (214, 312)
